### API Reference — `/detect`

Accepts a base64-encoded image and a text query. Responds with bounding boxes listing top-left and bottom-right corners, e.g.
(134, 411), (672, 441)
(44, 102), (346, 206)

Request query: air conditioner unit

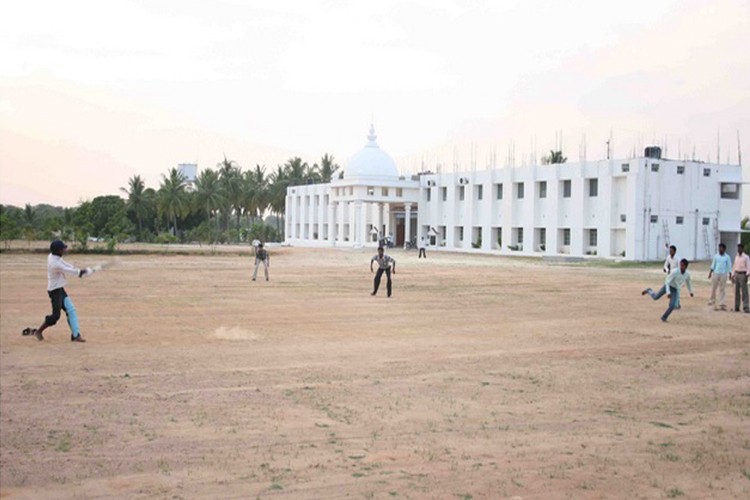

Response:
(427, 180), (436, 187)
(459, 177), (469, 185)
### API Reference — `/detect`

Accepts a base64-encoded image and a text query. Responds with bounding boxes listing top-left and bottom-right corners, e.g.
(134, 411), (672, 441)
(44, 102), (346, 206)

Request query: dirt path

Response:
(1, 248), (748, 498)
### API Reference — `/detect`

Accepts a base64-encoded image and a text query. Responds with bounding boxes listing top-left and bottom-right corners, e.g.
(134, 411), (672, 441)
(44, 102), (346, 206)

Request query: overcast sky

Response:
(1, 0), (748, 213)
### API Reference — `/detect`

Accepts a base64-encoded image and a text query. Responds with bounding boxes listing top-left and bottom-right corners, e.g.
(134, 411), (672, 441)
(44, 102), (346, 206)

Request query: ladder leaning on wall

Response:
(661, 218), (670, 247)
(702, 225), (711, 258)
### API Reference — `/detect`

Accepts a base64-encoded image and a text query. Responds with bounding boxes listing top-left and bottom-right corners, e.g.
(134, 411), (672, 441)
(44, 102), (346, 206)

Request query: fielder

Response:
(707, 243), (731, 311)
(642, 258), (694, 322)
(252, 242), (270, 281)
(23, 240), (91, 342)
(663, 244), (681, 308)
(370, 246), (396, 297)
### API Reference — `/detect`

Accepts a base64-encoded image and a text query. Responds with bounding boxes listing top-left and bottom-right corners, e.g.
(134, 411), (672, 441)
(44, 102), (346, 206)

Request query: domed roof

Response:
(344, 125), (399, 179)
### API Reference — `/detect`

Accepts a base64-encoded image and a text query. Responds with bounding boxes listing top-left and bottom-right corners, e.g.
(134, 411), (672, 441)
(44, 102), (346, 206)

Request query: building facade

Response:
(285, 127), (744, 261)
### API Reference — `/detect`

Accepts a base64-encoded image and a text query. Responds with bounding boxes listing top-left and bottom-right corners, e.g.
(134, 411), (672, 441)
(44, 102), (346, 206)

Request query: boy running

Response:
(642, 258), (694, 322)
(24, 240), (91, 342)
(370, 247), (396, 297)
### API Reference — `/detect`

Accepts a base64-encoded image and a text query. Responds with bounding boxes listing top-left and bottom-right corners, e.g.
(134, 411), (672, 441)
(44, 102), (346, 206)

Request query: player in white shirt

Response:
(23, 240), (92, 342)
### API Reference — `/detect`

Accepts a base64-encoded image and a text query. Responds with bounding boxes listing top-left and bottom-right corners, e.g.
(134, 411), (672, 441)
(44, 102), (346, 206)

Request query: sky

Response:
(1, 0), (748, 214)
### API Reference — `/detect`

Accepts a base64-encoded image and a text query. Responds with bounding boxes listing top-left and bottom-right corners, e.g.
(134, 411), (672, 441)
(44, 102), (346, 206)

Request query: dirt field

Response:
(1, 246), (748, 499)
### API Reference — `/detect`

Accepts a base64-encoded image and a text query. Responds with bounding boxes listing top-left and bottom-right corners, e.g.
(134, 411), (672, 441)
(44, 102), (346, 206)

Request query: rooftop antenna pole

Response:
(716, 127), (720, 164)
(737, 130), (742, 166)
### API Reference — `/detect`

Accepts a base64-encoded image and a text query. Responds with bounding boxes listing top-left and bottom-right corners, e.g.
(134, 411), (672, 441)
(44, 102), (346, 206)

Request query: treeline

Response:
(0, 155), (339, 250)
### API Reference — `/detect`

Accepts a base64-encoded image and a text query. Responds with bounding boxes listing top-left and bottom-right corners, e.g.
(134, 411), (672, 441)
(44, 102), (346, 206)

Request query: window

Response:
(563, 180), (571, 198)
(650, 215), (658, 223)
(441, 187), (447, 201)
(367, 186), (374, 196)
(721, 183), (740, 199)
(676, 216), (684, 225)
(538, 181), (547, 199)
(396, 188), (403, 197)
(676, 165), (685, 174)
(589, 229), (598, 247)
(539, 228), (546, 246)
(621, 163), (630, 173)
(517, 228), (524, 245)
(702, 217), (710, 225)
(620, 214), (627, 223)
(496, 183), (503, 200)
(563, 228), (571, 246)
(588, 178), (598, 197)
(426, 188), (432, 202)
(651, 163), (660, 172)
(476, 185), (483, 200)
(458, 226), (464, 241)
(459, 186), (465, 201)
(516, 182), (525, 199)
(381, 187), (389, 196)
(703, 168), (711, 177)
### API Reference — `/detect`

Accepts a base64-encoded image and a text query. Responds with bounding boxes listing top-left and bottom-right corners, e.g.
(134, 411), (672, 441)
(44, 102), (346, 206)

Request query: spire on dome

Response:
(367, 124), (378, 146)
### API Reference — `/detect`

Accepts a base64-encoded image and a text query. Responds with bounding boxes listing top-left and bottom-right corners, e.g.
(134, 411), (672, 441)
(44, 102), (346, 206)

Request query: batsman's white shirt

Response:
(47, 254), (81, 291)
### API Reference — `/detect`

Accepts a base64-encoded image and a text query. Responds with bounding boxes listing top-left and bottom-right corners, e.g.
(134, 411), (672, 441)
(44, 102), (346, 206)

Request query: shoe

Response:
(641, 289), (650, 296)
(707, 300), (715, 306)
(71, 335), (86, 343)
(35, 329), (44, 341)
(252, 278), (256, 281)
(661, 318), (668, 322)
(266, 278), (269, 281)
(370, 291), (376, 296)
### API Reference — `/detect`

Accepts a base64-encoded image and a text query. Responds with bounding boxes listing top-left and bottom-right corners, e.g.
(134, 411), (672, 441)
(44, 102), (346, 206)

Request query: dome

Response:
(344, 125), (400, 179)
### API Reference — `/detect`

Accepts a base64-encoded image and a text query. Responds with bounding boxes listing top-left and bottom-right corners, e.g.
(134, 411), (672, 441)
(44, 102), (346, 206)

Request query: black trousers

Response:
(45, 287), (68, 326)
(373, 268), (392, 297)
(418, 248), (426, 258)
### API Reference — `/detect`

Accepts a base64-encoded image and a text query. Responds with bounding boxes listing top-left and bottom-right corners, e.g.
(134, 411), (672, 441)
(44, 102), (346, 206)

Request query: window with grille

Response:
(650, 215), (658, 223)
(563, 228), (571, 245)
(651, 163), (660, 172)
(621, 163), (630, 173)
(538, 181), (547, 199)
(676, 165), (685, 174)
(589, 229), (598, 246)
(676, 216), (684, 225)
(495, 183), (503, 200)
(563, 180), (571, 198)
(459, 186), (465, 201)
(516, 183), (524, 199)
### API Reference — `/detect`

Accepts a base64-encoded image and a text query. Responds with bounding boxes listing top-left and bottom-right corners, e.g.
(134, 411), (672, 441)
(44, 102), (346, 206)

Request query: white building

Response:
(285, 127), (744, 261)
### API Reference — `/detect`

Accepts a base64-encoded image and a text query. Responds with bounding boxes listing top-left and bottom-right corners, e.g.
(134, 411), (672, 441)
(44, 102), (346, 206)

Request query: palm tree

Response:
(158, 168), (189, 234)
(217, 156), (241, 231)
(22, 204), (37, 247)
(193, 168), (225, 238)
(247, 164), (269, 223)
(545, 150), (567, 164)
(268, 166), (288, 237)
(283, 157), (310, 186)
(318, 153), (339, 183)
(120, 175), (147, 239)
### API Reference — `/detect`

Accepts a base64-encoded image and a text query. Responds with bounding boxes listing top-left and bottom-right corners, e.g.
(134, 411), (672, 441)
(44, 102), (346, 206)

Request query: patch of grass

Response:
(666, 487), (684, 497)
(649, 421), (675, 429)
(270, 483), (283, 490)
(55, 432), (72, 452)
(352, 472), (365, 478)
(742, 469), (750, 481)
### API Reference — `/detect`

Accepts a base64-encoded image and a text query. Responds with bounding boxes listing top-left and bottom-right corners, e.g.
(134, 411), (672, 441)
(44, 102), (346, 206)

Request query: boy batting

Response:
(23, 240), (91, 342)
(370, 246), (396, 297)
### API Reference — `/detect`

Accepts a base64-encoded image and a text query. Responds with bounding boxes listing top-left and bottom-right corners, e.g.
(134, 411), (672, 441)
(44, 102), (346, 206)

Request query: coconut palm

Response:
(157, 168), (189, 234)
(283, 157), (310, 186)
(318, 153), (339, 183)
(268, 166), (289, 236)
(217, 156), (241, 231)
(193, 168), (225, 237)
(120, 175), (147, 239)
(247, 164), (269, 223)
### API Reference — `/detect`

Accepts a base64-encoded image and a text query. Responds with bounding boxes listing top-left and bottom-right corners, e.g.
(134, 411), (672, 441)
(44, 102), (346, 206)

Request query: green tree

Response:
(158, 168), (189, 235)
(543, 150), (567, 164)
(268, 166), (288, 237)
(120, 175), (148, 239)
(317, 153), (339, 183)
(246, 164), (269, 224)
(22, 204), (37, 247)
(217, 156), (241, 231)
(193, 168), (225, 242)
(0, 206), (22, 249)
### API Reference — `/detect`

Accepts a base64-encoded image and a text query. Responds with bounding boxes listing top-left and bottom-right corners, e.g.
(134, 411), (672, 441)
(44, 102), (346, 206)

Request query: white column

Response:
(337, 201), (345, 243)
(375, 203), (383, 244)
(293, 195), (300, 239)
(318, 195), (325, 241)
(404, 203), (413, 248)
(327, 203), (336, 244)
(284, 195), (291, 242)
(353, 201), (363, 247)
(348, 202), (356, 243)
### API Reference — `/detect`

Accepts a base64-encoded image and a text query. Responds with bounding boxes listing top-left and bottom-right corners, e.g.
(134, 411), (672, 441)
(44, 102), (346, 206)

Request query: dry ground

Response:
(1, 245), (748, 499)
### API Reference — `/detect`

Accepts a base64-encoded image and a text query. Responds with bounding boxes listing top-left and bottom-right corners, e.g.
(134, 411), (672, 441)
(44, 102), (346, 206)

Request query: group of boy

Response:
(642, 242), (750, 321)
